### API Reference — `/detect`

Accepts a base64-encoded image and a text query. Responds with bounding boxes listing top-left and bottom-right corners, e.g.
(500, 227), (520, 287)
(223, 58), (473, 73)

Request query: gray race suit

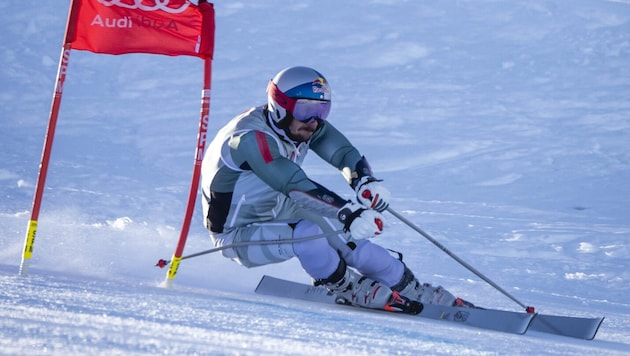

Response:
(201, 106), (357, 232)
(201, 106), (405, 286)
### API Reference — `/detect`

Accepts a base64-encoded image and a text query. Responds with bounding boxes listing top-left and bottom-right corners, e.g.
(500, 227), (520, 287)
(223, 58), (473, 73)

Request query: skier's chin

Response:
(287, 127), (315, 142)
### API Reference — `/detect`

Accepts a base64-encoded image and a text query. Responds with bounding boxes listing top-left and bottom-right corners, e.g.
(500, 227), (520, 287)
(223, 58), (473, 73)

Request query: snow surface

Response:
(1, 0), (629, 354)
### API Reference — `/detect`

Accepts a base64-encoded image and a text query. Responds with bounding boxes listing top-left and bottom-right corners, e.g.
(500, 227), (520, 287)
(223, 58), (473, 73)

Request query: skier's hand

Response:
(355, 176), (390, 212)
(338, 202), (385, 239)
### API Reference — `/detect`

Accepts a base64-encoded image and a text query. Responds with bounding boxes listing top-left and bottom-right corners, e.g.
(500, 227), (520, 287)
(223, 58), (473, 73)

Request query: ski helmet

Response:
(266, 66), (332, 128)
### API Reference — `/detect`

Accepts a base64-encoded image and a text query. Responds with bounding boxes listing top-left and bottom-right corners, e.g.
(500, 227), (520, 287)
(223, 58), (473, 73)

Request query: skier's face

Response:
(287, 117), (319, 142)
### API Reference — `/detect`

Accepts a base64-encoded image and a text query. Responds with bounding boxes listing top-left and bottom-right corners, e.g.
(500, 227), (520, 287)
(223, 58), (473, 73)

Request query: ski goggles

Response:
(268, 81), (331, 123)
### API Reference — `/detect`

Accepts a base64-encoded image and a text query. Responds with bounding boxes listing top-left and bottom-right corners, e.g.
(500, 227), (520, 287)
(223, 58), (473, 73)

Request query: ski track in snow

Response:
(1, 0), (629, 354)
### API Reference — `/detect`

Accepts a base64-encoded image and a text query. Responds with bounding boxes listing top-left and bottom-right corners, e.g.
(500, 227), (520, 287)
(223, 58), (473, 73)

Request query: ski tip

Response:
(526, 306), (536, 314)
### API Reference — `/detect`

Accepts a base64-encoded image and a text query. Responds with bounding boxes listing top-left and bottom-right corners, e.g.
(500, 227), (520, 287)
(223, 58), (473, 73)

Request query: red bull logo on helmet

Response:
(283, 75), (331, 100)
(312, 77), (330, 98)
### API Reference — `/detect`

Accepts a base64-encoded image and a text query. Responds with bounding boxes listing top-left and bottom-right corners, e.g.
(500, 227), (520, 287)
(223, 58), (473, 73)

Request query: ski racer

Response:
(201, 66), (473, 312)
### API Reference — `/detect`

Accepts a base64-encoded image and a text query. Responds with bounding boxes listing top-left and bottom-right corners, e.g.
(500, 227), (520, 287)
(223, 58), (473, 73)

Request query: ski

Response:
(255, 275), (534, 335)
(255, 275), (604, 340)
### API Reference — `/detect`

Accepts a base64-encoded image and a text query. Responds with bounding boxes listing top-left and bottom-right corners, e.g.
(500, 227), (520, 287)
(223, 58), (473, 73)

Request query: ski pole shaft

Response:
(156, 229), (344, 268)
(387, 207), (534, 313)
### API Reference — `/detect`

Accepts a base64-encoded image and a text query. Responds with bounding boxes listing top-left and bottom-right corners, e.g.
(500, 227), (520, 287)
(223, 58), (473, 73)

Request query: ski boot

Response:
(393, 267), (476, 308)
(317, 260), (421, 314)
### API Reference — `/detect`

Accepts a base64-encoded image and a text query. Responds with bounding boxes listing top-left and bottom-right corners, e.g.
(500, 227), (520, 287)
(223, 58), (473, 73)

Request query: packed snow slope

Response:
(1, 0), (629, 354)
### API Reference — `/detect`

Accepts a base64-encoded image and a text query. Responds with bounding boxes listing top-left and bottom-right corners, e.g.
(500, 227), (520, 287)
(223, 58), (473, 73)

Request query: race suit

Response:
(200, 106), (404, 286)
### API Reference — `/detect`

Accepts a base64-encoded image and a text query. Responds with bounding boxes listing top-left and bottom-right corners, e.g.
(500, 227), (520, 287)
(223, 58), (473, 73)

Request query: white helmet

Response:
(266, 66), (332, 128)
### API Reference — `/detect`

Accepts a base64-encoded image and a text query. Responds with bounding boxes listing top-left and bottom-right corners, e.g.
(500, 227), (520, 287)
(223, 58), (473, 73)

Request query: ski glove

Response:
(338, 202), (385, 239)
(354, 176), (390, 212)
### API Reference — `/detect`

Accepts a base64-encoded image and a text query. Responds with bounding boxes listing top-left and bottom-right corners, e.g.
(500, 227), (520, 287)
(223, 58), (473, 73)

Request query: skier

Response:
(201, 66), (473, 312)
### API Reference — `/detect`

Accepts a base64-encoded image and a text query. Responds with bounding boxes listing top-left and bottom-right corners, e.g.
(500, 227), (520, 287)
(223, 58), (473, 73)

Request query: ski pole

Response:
(156, 229), (344, 268)
(386, 207), (535, 313)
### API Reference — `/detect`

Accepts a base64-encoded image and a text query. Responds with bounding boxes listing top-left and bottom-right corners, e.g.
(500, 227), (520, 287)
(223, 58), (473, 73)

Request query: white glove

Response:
(337, 202), (385, 239)
(355, 176), (390, 212)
